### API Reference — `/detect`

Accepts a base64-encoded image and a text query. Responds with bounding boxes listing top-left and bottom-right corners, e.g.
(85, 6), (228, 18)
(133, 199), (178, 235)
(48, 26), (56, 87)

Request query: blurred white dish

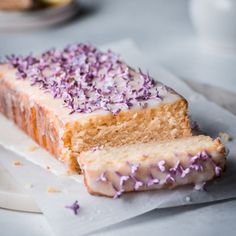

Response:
(0, 0), (79, 30)
(190, 0), (236, 49)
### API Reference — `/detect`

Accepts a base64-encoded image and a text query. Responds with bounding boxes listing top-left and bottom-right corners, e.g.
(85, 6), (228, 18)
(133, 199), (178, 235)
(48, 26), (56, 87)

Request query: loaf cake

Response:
(79, 135), (226, 197)
(0, 43), (191, 173)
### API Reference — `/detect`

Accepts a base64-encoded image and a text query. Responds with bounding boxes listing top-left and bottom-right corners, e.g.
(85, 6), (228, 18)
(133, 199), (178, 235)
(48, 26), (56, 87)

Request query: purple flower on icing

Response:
(65, 200), (80, 215)
(127, 162), (140, 174)
(96, 172), (107, 182)
(169, 160), (184, 176)
(147, 173), (159, 187)
(181, 167), (190, 178)
(190, 163), (204, 172)
(119, 175), (130, 187)
(158, 160), (166, 172)
(215, 166), (222, 177)
(129, 175), (144, 190)
(4, 43), (166, 116)
(134, 180), (144, 190)
(164, 174), (175, 184)
(115, 172), (130, 187)
(112, 185), (124, 199)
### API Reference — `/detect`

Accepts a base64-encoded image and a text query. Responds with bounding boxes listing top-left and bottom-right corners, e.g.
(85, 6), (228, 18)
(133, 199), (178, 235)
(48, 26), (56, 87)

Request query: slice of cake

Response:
(79, 135), (226, 197)
(0, 43), (191, 173)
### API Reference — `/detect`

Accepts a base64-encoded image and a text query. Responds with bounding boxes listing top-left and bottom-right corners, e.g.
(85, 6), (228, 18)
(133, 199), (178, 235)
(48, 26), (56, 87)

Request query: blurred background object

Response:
(190, 0), (236, 49)
(0, 0), (33, 11)
(0, 0), (79, 29)
(0, 0), (72, 11)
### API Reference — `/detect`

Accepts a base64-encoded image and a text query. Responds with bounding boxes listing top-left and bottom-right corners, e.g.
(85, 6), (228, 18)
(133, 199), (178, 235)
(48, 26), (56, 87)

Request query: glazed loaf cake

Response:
(79, 135), (226, 197)
(0, 44), (191, 173)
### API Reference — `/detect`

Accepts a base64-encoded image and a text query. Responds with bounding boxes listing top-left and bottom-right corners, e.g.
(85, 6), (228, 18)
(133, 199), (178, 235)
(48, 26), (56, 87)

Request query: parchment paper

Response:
(0, 39), (236, 236)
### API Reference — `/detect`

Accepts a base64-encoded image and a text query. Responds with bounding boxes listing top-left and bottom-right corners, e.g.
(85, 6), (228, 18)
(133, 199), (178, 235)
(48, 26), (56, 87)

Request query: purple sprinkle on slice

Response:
(158, 160), (166, 172)
(147, 173), (159, 187)
(181, 167), (190, 178)
(112, 185), (124, 199)
(215, 166), (222, 177)
(96, 172), (107, 182)
(65, 200), (80, 215)
(134, 180), (143, 190)
(127, 162), (140, 174)
(164, 174), (175, 184)
(119, 175), (130, 187)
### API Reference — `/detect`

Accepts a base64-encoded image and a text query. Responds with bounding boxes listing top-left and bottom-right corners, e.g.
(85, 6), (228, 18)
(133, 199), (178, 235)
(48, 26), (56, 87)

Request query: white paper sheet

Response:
(0, 39), (236, 236)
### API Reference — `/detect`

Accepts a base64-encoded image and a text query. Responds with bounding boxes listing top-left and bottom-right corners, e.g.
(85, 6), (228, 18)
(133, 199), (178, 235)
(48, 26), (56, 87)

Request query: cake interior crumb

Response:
(47, 186), (60, 193)
(13, 160), (23, 166)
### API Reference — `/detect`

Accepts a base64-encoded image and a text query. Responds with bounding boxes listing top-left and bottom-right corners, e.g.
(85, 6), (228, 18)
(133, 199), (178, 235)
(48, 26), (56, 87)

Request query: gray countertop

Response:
(0, 0), (236, 235)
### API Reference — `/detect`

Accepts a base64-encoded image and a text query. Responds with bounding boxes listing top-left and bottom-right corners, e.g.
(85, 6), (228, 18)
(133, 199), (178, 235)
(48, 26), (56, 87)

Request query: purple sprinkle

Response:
(127, 162), (140, 174)
(147, 173), (159, 187)
(112, 185), (124, 199)
(181, 167), (190, 178)
(164, 174), (175, 184)
(65, 200), (80, 215)
(134, 180), (144, 190)
(158, 160), (166, 172)
(169, 160), (184, 176)
(96, 172), (107, 182)
(215, 166), (222, 177)
(119, 175), (130, 187)
(3, 43), (167, 116)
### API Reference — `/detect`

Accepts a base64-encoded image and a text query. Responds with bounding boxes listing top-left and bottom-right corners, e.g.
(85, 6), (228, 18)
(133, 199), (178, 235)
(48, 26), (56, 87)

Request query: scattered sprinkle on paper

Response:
(27, 145), (38, 152)
(219, 132), (233, 142)
(13, 160), (23, 166)
(47, 186), (61, 193)
(66, 200), (80, 215)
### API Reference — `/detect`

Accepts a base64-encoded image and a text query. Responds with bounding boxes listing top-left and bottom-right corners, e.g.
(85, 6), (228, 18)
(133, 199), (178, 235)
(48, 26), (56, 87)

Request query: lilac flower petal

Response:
(3, 43), (167, 116)
(65, 200), (80, 215)
(158, 160), (166, 172)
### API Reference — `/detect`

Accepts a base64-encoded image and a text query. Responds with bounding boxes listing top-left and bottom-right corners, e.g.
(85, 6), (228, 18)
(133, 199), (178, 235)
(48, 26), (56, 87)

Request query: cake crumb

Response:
(27, 145), (39, 152)
(47, 186), (60, 193)
(13, 160), (23, 166)
(219, 132), (233, 142)
(140, 154), (149, 161)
